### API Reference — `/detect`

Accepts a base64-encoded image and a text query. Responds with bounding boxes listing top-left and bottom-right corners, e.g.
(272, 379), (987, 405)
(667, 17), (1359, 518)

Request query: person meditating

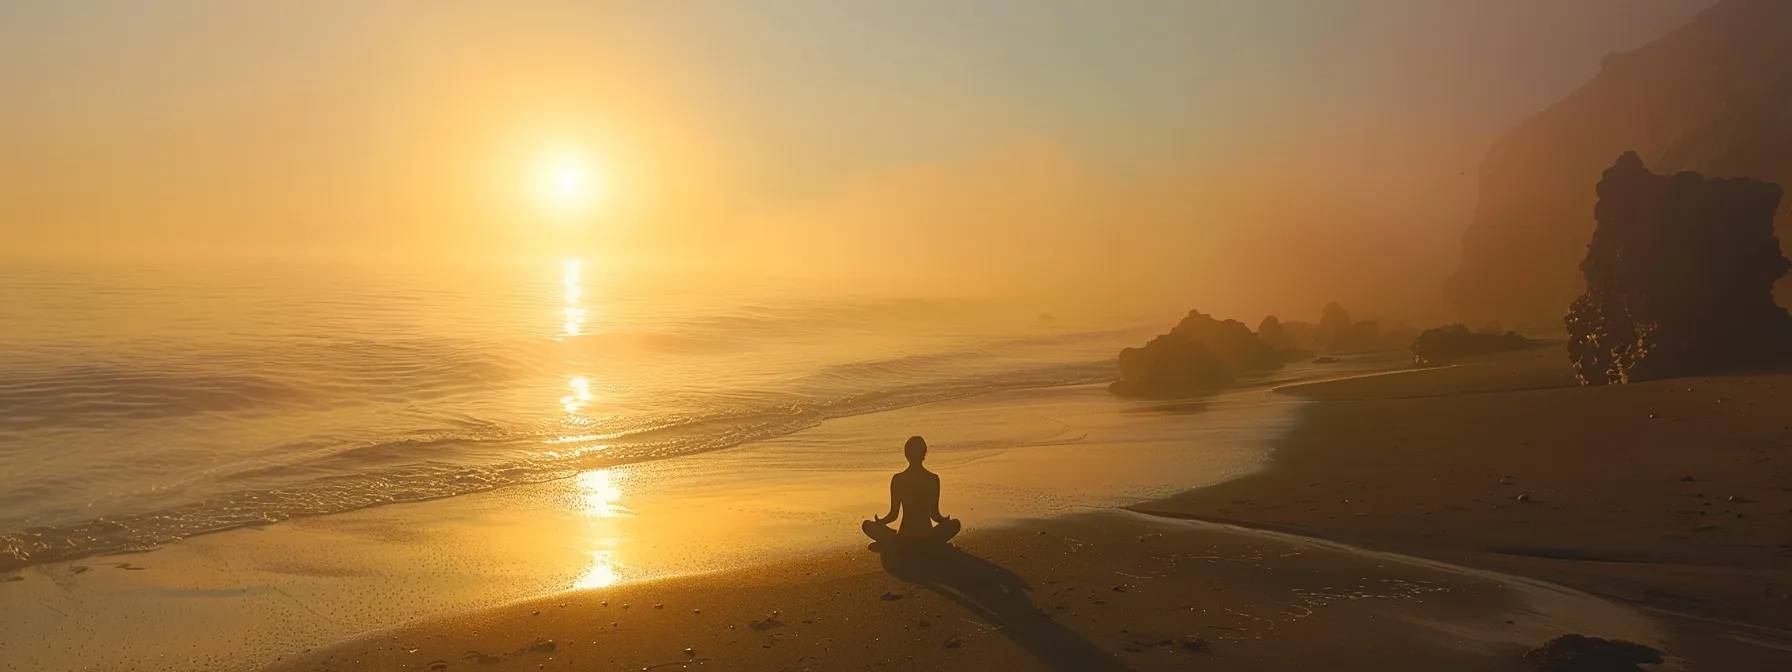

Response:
(862, 436), (961, 548)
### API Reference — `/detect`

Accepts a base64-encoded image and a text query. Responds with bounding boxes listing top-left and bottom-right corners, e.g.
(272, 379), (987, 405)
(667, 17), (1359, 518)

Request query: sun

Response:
(556, 168), (582, 194)
(533, 151), (606, 219)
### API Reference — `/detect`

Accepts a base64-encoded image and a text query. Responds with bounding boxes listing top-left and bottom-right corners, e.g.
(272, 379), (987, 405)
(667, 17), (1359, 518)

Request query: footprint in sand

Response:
(462, 650), (502, 665)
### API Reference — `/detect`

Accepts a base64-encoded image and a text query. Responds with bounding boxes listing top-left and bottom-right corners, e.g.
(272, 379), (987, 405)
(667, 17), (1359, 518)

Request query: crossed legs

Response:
(862, 518), (961, 547)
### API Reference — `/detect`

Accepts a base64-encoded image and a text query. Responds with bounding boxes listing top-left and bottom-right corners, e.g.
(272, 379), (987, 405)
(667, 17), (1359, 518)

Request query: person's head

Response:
(903, 436), (927, 464)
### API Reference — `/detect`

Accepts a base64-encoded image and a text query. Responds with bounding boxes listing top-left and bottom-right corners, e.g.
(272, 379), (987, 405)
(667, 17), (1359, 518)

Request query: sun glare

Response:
(533, 151), (605, 219)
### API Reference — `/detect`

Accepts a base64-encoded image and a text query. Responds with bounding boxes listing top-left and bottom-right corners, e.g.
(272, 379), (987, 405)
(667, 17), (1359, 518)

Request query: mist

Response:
(0, 0), (1714, 322)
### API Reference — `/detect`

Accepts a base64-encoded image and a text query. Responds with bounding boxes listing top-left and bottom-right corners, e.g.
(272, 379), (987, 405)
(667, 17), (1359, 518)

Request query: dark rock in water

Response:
(1565, 153), (1792, 385)
(1446, 1), (1792, 328)
(1410, 324), (1533, 367)
(1111, 310), (1282, 398)
(1522, 634), (1661, 672)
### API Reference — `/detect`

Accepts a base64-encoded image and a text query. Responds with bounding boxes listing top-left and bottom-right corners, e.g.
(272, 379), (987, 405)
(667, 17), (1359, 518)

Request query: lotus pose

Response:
(862, 436), (961, 547)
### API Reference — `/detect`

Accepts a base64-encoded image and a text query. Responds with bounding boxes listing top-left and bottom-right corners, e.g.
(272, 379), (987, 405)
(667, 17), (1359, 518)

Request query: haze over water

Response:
(0, 258), (1157, 570)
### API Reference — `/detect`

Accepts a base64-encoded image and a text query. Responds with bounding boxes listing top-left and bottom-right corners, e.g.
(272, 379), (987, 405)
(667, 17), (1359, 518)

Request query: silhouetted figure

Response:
(862, 436), (960, 547)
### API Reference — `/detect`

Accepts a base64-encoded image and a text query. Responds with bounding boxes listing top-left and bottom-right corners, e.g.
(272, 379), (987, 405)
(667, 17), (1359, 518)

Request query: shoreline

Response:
(275, 347), (1791, 671)
(15, 346), (1787, 669)
(272, 509), (1649, 672)
(1134, 347), (1792, 667)
(1, 372), (1323, 671)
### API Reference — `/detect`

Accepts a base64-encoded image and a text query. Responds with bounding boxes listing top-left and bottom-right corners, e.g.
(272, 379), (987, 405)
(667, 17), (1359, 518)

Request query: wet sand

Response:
(269, 511), (1659, 672)
(0, 380), (1308, 671)
(1138, 347), (1792, 668)
(266, 348), (1792, 671)
(11, 349), (1791, 670)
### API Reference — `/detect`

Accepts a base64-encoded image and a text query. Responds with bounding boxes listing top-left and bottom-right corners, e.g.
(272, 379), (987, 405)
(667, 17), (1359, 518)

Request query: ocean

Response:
(0, 258), (1160, 572)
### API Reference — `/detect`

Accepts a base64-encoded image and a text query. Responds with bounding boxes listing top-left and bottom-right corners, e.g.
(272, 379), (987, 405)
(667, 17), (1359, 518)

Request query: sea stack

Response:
(1111, 310), (1282, 398)
(1565, 152), (1792, 384)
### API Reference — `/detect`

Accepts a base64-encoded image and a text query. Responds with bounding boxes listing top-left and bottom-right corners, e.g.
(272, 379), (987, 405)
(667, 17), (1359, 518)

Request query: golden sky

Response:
(0, 0), (1713, 318)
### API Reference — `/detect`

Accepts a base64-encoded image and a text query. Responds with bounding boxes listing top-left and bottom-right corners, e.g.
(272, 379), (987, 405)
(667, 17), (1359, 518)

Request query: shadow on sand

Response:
(877, 544), (1127, 671)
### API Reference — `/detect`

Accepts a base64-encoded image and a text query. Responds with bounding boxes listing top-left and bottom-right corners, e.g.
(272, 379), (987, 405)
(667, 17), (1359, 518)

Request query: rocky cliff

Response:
(1446, 0), (1792, 330)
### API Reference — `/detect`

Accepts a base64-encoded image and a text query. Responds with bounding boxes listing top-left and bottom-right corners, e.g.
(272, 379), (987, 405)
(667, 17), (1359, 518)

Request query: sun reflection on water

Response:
(561, 376), (593, 414)
(571, 469), (628, 590)
(577, 468), (626, 518)
(573, 550), (619, 590)
(561, 259), (588, 337)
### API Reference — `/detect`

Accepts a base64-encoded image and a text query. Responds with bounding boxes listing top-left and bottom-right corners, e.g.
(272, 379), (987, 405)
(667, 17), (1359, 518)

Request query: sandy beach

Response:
(15, 3), (1792, 671)
(0, 363), (1316, 671)
(7, 350), (1790, 671)
(1138, 347), (1792, 668)
(264, 348), (1791, 672)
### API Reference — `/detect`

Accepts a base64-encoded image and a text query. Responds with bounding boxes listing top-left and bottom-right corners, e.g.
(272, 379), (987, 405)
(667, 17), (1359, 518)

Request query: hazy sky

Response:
(1, 0), (1715, 318)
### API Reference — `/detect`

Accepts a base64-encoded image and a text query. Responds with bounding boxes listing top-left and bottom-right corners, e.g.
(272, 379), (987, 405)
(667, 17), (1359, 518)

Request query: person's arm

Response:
(872, 476), (901, 524)
(929, 474), (951, 522)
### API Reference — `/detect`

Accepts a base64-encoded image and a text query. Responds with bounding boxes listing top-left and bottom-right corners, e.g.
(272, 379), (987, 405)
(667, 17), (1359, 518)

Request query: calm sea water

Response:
(0, 259), (1157, 570)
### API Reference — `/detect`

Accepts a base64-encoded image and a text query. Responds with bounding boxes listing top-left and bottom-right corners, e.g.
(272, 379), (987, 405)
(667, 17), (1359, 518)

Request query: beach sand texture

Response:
(269, 348), (1790, 671)
(4, 349), (1788, 670)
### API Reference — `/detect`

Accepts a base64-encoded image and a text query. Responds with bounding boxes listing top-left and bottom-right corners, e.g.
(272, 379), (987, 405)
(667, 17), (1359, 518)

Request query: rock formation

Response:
(1522, 634), (1660, 672)
(1256, 315), (1295, 351)
(1410, 324), (1532, 368)
(1111, 310), (1282, 398)
(1447, 0), (1792, 329)
(1564, 152), (1792, 385)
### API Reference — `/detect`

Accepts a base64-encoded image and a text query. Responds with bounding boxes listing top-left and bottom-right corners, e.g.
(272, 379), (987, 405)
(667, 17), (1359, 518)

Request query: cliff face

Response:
(1446, 0), (1792, 330)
